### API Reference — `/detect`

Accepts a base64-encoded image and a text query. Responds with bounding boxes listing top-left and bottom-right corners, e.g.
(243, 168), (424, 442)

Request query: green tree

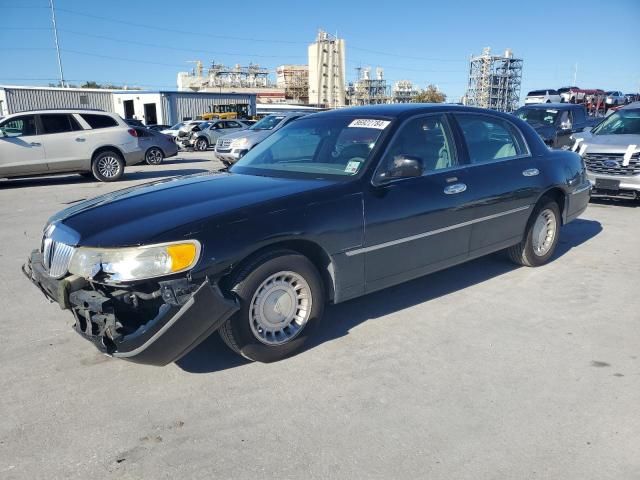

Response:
(414, 84), (446, 103)
(81, 81), (102, 89)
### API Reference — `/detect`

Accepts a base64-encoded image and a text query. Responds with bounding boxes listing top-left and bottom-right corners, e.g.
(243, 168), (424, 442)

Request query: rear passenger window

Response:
(40, 114), (82, 134)
(81, 114), (118, 129)
(455, 114), (527, 164)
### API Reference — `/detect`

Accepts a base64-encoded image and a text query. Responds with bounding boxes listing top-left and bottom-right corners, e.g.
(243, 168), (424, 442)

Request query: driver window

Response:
(378, 114), (457, 176)
(0, 115), (37, 138)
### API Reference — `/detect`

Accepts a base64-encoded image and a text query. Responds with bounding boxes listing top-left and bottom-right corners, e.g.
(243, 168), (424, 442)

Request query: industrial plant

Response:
(464, 47), (523, 112)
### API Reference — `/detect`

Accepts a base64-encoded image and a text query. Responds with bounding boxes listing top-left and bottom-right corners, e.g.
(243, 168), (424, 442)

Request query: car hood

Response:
(581, 134), (640, 152)
(48, 172), (334, 247)
(219, 128), (273, 143)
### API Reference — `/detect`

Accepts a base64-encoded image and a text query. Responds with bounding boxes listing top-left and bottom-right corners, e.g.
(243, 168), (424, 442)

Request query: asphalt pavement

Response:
(1, 151), (638, 479)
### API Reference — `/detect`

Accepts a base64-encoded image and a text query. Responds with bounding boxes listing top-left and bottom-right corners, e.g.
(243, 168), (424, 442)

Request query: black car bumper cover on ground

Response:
(23, 250), (239, 366)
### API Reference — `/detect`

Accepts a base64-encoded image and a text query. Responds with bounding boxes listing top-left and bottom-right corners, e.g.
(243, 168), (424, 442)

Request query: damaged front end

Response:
(23, 250), (238, 366)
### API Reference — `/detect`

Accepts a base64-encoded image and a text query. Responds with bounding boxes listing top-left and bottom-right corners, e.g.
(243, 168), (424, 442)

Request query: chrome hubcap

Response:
(147, 149), (162, 164)
(532, 208), (557, 256)
(197, 139), (207, 150)
(249, 271), (312, 346)
(97, 156), (120, 178)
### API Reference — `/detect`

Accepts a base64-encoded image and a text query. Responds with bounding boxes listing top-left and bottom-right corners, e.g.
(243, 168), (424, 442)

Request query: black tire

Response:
(91, 150), (124, 182)
(145, 147), (164, 165)
(219, 250), (325, 362)
(195, 137), (208, 151)
(508, 198), (561, 267)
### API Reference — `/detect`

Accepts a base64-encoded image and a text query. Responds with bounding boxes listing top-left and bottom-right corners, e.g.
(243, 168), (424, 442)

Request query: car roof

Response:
(306, 103), (519, 120)
(11, 108), (109, 115)
(518, 103), (582, 110)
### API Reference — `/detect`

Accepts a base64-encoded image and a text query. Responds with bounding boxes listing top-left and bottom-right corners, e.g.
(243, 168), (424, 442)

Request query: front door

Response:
(361, 113), (474, 293)
(451, 113), (544, 255)
(0, 114), (47, 176)
(123, 100), (135, 119)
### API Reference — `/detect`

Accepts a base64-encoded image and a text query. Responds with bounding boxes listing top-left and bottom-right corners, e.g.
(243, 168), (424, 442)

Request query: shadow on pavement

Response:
(177, 218), (602, 374)
(0, 168), (210, 189)
(589, 197), (638, 209)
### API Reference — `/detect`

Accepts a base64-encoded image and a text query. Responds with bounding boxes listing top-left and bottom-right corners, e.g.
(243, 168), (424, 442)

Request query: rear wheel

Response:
(91, 151), (124, 182)
(219, 250), (325, 362)
(145, 147), (164, 165)
(508, 199), (560, 267)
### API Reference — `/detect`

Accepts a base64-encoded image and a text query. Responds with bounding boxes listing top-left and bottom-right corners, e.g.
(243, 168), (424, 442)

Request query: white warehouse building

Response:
(0, 85), (257, 125)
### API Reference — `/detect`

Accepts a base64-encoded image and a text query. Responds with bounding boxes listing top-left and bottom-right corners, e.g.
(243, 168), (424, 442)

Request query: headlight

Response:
(230, 137), (250, 149)
(68, 240), (201, 282)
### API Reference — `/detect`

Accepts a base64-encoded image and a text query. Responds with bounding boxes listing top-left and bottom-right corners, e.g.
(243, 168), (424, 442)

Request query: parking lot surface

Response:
(1, 152), (638, 479)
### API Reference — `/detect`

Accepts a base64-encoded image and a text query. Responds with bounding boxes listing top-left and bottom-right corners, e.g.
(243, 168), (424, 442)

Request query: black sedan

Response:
(23, 104), (591, 366)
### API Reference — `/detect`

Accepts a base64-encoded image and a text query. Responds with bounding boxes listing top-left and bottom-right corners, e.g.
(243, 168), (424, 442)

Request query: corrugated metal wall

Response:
(1, 88), (114, 114)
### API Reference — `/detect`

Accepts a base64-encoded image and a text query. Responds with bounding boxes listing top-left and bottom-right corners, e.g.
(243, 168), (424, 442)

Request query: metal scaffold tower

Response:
(466, 47), (523, 112)
(349, 67), (390, 105)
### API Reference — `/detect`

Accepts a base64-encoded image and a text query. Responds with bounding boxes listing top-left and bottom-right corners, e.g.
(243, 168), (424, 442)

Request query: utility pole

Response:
(49, 0), (65, 87)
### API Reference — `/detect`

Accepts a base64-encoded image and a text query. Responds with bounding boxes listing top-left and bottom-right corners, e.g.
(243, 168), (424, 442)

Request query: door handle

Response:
(75, 137), (86, 142)
(522, 168), (540, 177)
(444, 183), (467, 195)
(29, 142), (41, 146)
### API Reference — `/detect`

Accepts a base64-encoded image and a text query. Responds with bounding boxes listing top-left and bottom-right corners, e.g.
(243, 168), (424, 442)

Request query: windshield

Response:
(231, 116), (390, 178)
(515, 108), (559, 126)
(249, 114), (287, 130)
(592, 110), (640, 135)
(527, 90), (547, 96)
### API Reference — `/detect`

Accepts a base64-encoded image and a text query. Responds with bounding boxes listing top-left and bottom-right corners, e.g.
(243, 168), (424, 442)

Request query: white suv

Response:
(524, 89), (562, 104)
(0, 109), (144, 182)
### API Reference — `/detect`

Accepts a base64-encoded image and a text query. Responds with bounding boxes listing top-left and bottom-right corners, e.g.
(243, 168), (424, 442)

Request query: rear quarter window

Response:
(81, 114), (119, 129)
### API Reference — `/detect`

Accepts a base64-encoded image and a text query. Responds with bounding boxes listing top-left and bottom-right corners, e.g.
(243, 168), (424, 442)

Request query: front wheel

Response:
(507, 199), (560, 267)
(145, 147), (164, 165)
(219, 250), (325, 362)
(195, 137), (208, 151)
(91, 151), (124, 182)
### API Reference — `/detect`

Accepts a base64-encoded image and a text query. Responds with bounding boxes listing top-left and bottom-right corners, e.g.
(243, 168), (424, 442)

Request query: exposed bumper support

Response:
(23, 250), (239, 366)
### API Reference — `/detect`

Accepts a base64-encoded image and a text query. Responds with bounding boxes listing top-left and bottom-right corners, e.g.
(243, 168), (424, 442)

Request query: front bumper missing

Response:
(23, 250), (239, 366)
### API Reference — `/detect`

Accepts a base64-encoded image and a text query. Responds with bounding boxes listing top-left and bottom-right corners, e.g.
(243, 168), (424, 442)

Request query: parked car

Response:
(160, 120), (203, 141)
(624, 93), (639, 104)
(23, 104), (590, 366)
(571, 103), (640, 199)
(146, 124), (172, 132)
(214, 112), (307, 165)
(524, 89), (562, 104)
(605, 91), (626, 106)
(175, 120), (209, 146)
(514, 103), (599, 148)
(183, 119), (249, 151)
(0, 109), (144, 182)
(134, 127), (178, 165)
(124, 118), (145, 127)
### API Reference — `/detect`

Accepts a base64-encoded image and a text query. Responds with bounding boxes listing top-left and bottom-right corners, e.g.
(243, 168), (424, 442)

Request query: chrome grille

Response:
(583, 152), (640, 176)
(42, 237), (75, 278)
(216, 138), (232, 149)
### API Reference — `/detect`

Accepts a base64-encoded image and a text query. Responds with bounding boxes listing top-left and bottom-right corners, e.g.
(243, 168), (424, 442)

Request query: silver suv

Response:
(182, 120), (248, 151)
(0, 109), (144, 182)
(571, 103), (640, 200)
(214, 112), (307, 165)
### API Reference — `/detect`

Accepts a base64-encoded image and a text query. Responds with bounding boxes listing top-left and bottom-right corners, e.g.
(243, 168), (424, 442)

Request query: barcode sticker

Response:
(348, 119), (391, 129)
(345, 160), (362, 174)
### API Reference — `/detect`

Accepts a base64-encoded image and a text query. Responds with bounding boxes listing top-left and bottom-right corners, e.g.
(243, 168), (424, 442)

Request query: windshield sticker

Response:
(345, 160), (362, 174)
(348, 119), (391, 130)
(623, 144), (638, 166)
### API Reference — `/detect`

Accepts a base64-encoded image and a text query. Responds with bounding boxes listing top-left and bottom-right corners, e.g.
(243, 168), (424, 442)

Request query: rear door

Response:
(0, 114), (47, 176)
(361, 113), (475, 292)
(451, 113), (544, 256)
(39, 113), (87, 172)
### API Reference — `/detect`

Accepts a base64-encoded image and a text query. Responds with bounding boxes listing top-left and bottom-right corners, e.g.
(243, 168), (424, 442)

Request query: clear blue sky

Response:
(1, 0), (639, 101)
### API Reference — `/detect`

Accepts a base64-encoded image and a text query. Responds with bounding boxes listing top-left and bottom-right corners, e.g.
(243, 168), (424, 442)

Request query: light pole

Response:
(49, 0), (65, 87)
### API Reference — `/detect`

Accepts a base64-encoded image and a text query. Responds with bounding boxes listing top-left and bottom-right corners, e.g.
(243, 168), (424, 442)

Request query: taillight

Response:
(128, 128), (138, 137)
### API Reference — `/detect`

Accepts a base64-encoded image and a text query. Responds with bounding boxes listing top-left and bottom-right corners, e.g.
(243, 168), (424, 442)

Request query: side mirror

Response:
(560, 122), (572, 131)
(382, 155), (424, 180)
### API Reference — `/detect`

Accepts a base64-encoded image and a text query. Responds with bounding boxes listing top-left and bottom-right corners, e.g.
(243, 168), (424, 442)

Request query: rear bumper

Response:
(23, 250), (238, 366)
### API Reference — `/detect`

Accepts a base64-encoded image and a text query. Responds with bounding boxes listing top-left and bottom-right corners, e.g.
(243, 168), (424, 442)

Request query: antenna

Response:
(49, 0), (65, 87)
